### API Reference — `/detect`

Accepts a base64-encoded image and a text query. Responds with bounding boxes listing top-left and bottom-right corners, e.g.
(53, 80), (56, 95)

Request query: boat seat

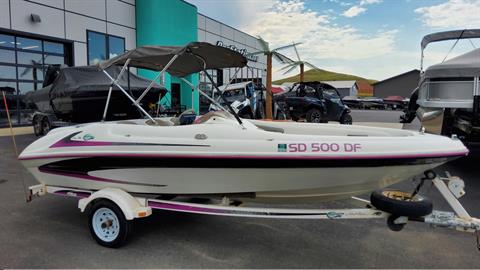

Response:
(171, 109), (197, 125)
(145, 119), (174, 126)
(117, 120), (139, 125)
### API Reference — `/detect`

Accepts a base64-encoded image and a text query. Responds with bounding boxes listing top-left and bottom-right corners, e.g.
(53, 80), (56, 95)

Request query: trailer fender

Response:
(78, 188), (152, 220)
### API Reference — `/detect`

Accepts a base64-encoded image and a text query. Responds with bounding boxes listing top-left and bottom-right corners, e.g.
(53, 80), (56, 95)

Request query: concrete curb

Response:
(0, 126), (34, 137)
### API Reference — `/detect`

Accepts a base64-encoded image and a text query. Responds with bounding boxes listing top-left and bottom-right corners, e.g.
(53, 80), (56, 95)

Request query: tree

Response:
(247, 37), (299, 119)
(279, 43), (320, 82)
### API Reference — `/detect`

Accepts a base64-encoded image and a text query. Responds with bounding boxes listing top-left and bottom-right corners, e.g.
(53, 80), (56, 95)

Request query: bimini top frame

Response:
(420, 29), (480, 71)
(97, 42), (248, 124)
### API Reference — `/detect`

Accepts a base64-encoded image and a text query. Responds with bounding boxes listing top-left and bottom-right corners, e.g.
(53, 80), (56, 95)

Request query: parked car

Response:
(274, 81), (352, 124)
(210, 81), (264, 119)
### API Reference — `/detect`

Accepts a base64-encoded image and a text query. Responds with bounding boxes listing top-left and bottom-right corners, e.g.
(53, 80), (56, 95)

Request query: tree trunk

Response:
(300, 63), (304, 82)
(265, 53), (273, 120)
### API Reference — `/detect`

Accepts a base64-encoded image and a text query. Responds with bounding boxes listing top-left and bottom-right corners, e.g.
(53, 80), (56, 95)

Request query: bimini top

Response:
(425, 48), (480, 78)
(421, 29), (480, 51)
(98, 42), (248, 77)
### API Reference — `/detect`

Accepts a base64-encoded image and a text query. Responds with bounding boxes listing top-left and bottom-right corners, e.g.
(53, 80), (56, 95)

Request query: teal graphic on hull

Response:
(278, 144), (287, 152)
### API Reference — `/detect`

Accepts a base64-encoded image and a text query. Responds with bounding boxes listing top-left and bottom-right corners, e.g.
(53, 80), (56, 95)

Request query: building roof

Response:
(373, 69), (420, 86)
(356, 80), (373, 93)
(321, 80), (356, 89)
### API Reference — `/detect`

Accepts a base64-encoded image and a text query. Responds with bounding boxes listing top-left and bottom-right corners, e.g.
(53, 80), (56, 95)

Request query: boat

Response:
(19, 42), (469, 203)
(383, 95), (406, 110)
(403, 29), (480, 143)
(341, 95), (361, 109)
(360, 96), (385, 110)
(24, 65), (167, 123)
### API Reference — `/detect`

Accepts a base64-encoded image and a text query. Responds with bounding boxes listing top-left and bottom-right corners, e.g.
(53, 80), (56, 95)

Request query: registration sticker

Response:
(279, 143), (362, 153)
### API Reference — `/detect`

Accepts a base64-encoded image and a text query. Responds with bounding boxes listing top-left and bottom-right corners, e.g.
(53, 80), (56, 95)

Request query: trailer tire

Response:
(370, 190), (433, 218)
(386, 215), (406, 232)
(33, 116), (43, 136)
(88, 199), (131, 248)
(41, 117), (51, 135)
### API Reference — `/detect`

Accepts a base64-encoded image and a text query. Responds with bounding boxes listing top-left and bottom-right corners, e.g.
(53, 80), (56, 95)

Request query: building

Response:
(355, 80), (373, 97)
(0, 0), (266, 126)
(373, 69), (420, 98)
(321, 80), (358, 98)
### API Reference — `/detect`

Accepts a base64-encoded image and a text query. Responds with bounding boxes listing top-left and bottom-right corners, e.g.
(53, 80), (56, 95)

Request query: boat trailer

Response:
(28, 172), (480, 249)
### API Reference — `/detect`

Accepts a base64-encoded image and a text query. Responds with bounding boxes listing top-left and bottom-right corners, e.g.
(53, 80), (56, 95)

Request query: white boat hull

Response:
(19, 116), (468, 203)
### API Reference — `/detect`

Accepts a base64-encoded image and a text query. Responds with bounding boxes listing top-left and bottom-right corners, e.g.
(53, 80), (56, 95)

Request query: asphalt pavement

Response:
(0, 110), (479, 268)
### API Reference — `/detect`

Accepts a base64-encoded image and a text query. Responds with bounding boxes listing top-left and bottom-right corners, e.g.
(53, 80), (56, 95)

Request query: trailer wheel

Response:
(370, 190), (433, 218)
(88, 200), (131, 248)
(386, 215), (405, 232)
(33, 116), (43, 136)
(41, 117), (51, 135)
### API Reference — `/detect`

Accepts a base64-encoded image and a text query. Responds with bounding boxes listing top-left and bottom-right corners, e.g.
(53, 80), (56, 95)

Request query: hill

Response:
(273, 69), (377, 85)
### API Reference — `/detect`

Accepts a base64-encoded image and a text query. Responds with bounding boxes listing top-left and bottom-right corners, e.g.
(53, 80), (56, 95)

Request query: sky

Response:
(186, 0), (480, 81)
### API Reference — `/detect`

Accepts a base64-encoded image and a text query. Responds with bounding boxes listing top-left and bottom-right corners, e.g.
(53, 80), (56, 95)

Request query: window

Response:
(0, 49), (15, 63)
(87, 31), (106, 65)
(16, 37), (42, 51)
(0, 65), (16, 79)
(87, 31), (125, 65)
(108, 36), (125, 59)
(0, 34), (14, 48)
(44, 41), (64, 54)
(0, 32), (70, 126)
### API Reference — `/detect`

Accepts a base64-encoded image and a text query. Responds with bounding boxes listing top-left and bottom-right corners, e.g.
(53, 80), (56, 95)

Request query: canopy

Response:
(424, 48), (480, 78)
(98, 42), (248, 77)
(421, 29), (480, 51)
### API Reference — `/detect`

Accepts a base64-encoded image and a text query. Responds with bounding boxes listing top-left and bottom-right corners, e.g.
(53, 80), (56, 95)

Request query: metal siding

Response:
(0, 0), (10, 29)
(106, 0), (135, 28)
(73, 41), (87, 66)
(65, 0), (106, 20)
(65, 12), (106, 43)
(374, 71), (420, 98)
(10, 0), (65, 39)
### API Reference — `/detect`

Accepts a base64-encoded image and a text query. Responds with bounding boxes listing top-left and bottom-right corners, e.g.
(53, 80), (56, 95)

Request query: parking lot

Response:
(1, 110), (479, 268)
